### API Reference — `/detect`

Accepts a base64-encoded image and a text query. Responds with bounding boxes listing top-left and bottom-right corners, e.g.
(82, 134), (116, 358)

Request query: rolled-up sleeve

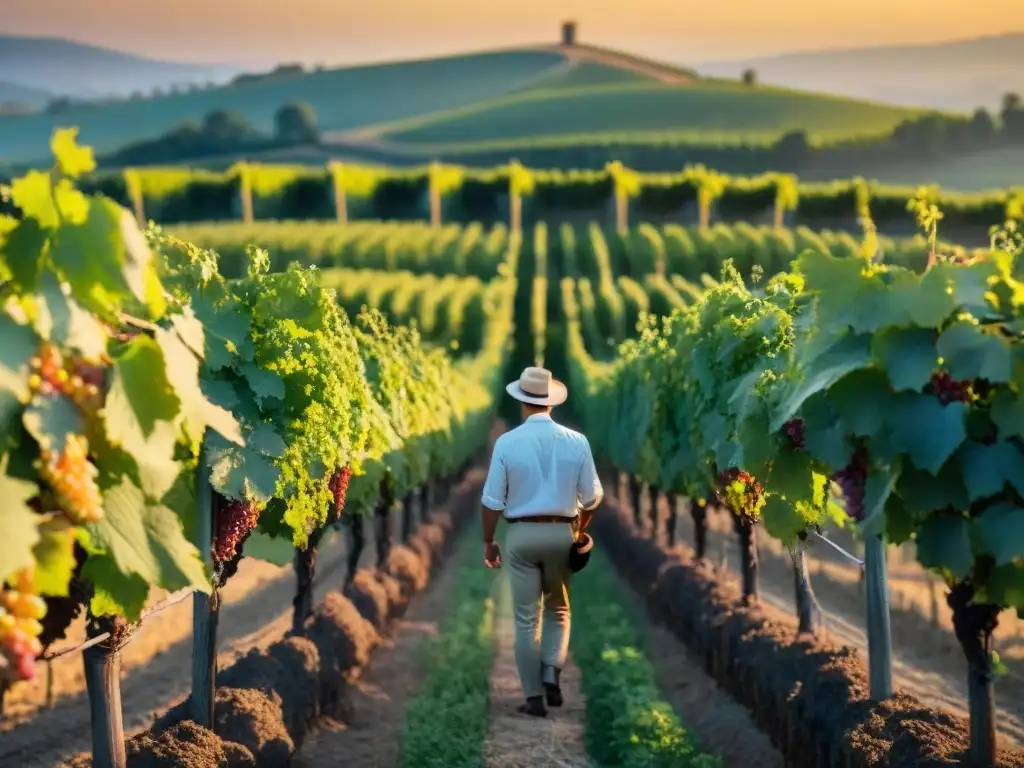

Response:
(481, 439), (507, 511)
(577, 437), (603, 510)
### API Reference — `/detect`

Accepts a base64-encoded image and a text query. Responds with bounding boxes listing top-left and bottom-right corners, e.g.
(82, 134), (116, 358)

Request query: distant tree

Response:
(129, 90), (143, 101)
(741, 68), (757, 86)
(274, 102), (319, 145)
(1000, 92), (1024, 143)
(202, 109), (253, 146)
(772, 130), (809, 169)
(968, 107), (997, 147)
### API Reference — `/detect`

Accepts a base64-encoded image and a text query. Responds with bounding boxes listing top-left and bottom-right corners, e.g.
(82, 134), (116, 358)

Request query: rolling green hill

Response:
(0, 49), (566, 164)
(373, 80), (931, 152)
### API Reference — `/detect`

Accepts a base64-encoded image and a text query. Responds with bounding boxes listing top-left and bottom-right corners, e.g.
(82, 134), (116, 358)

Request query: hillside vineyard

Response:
(1, 130), (1023, 768)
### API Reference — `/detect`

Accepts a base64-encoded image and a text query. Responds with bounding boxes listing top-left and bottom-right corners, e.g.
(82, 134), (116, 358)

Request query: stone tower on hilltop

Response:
(561, 21), (577, 46)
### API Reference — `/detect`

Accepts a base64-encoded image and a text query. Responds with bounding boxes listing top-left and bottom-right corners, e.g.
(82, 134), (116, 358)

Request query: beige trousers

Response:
(504, 521), (576, 698)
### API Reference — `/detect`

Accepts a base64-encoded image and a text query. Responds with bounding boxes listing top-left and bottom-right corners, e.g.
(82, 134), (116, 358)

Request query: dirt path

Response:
(484, 577), (591, 768)
(294, 522), (467, 767)
(2, 522), (388, 767)
(621, 483), (1024, 750)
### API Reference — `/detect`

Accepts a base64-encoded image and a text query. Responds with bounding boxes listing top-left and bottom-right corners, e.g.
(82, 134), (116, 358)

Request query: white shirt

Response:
(481, 413), (603, 519)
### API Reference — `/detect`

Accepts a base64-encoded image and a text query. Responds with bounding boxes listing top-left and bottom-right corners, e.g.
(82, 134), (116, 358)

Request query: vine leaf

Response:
(155, 325), (241, 447)
(32, 274), (108, 359)
(49, 197), (133, 318)
(884, 395), (966, 474)
(973, 503), (1024, 567)
(872, 327), (936, 392)
(916, 515), (973, 580)
(33, 517), (77, 597)
(103, 334), (181, 452)
(937, 322), (1012, 383)
(81, 553), (150, 620)
(0, 467), (41, 583)
(0, 217), (47, 292)
(957, 442), (1024, 501)
(89, 478), (211, 594)
(243, 529), (295, 567)
(205, 430), (280, 504)
(241, 363), (285, 406)
(0, 314), (37, 436)
(23, 394), (83, 455)
(990, 391), (1024, 439)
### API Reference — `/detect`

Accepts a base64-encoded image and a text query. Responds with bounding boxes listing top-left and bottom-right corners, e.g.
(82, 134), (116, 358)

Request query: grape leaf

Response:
(859, 465), (900, 536)
(192, 295), (252, 371)
(916, 515), (973, 580)
(10, 170), (59, 229)
(49, 197), (133, 318)
(795, 252), (893, 334)
(205, 431), (280, 503)
(241, 364), (285, 406)
(990, 390), (1024, 440)
(33, 517), (77, 596)
(903, 266), (959, 328)
(957, 441), (1024, 501)
(0, 468), (41, 583)
(81, 553), (150, 621)
(51, 128), (96, 179)
(247, 422), (286, 458)
(103, 335), (181, 446)
(118, 210), (166, 318)
(0, 315), (38, 436)
(155, 326), (241, 447)
(770, 332), (871, 430)
(884, 395), (966, 474)
(32, 273), (108, 359)
(89, 478), (211, 593)
(242, 529), (294, 566)
(22, 393), (83, 455)
(937, 322), (1012, 384)
(761, 494), (806, 544)
(872, 328), (937, 392)
(980, 563), (1024, 614)
(766, 448), (817, 505)
(0, 217), (48, 291)
(972, 503), (1024, 567)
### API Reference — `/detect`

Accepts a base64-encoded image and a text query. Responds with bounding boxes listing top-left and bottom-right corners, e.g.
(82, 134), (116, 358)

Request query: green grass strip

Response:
(571, 550), (722, 768)
(400, 525), (499, 768)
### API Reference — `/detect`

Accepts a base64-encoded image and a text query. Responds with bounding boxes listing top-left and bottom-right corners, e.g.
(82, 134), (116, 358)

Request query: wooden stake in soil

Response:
(83, 613), (127, 768)
(191, 455), (217, 728)
(864, 534), (893, 700)
(401, 491), (415, 544)
(345, 513), (365, 585)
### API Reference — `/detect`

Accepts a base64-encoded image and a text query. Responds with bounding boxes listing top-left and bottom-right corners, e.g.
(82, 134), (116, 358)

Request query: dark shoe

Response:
(542, 665), (563, 707)
(517, 696), (547, 717)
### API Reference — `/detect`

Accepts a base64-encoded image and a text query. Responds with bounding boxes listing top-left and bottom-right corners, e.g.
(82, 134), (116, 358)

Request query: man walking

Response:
(480, 366), (603, 718)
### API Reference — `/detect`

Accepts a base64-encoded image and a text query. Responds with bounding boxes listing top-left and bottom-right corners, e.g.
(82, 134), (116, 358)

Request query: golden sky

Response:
(4, 0), (1023, 65)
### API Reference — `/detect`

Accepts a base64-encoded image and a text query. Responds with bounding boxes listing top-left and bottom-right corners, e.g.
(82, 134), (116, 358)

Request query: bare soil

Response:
(617, 478), (1024, 750)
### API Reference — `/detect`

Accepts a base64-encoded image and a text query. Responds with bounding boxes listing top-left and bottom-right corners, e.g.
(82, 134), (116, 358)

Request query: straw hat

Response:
(505, 366), (568, 407)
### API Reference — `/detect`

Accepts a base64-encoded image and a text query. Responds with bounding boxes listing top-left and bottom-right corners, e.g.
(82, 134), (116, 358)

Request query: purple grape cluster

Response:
(927, 371), (972, 406)
(783, 418), (805, 449)
(213, 500), (260, 566)
(833, 446), (868, 521)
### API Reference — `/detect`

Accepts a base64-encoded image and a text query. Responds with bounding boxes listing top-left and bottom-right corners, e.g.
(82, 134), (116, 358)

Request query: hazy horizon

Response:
(3, 0), (1024, 69)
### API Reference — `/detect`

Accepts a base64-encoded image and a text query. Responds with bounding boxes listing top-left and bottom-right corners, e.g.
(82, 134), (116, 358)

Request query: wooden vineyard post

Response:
(664, 492), (679, 547)
(690, 498), (708, 559)
(615, 191), (628, 235)
(345, 512), (365, 585)
(330, 162), (348, 224)
(420, 483), (431, 523)
(237, 163), (254, 224)
(401, 491), (415, 544)
(292, 528), (322, 634)
(191, 457), (217, 729)
(428, 161), (442, 228)
(647, 485), (660, 539)
(83, 613), (127, 768)
(510, 191), (522, 235)
(864, 534), (893, 699)
(792, 547), (819, 636)
(374, 480), (394, 570)
(732, 512), (760, 604)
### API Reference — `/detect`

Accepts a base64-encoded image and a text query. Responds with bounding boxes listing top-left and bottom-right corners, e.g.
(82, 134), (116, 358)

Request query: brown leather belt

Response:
(506, 514), (576, 524)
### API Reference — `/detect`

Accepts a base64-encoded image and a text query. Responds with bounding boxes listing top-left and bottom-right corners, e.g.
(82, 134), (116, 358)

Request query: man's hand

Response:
(484, 541), (502, 568)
